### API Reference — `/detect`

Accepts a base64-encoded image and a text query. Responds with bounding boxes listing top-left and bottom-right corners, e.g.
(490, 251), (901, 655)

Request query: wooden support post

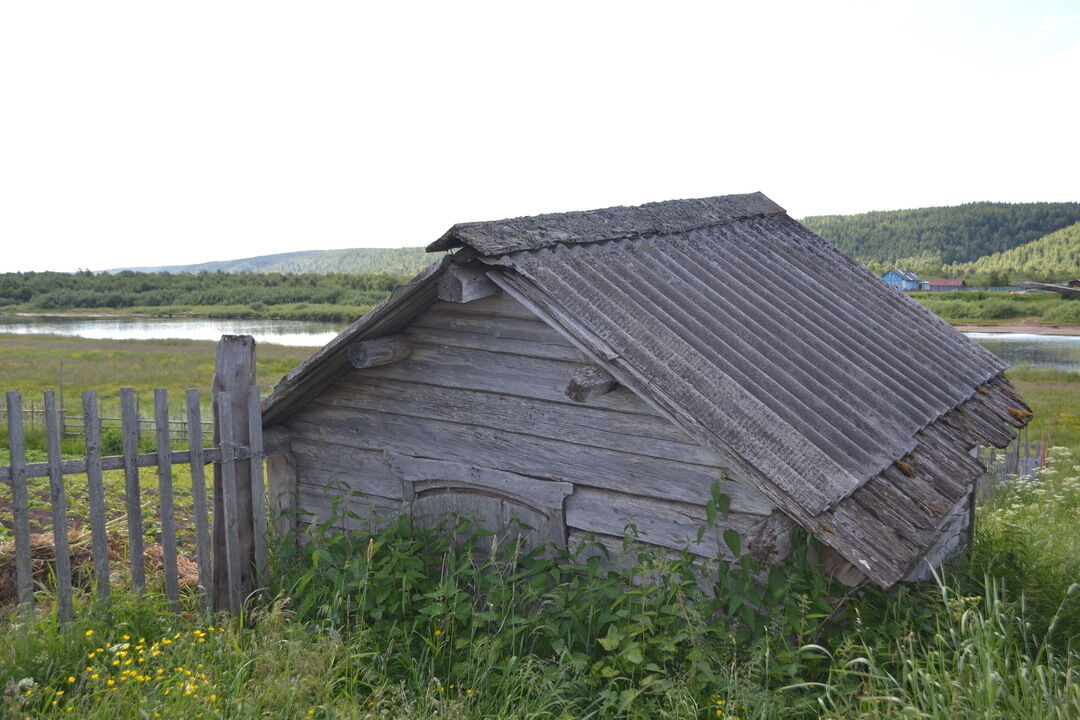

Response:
(346, 335), (412, 370)
(566, 364), (618, 402)
(212, 335), (257, 612)
(437, 262), (498, 304)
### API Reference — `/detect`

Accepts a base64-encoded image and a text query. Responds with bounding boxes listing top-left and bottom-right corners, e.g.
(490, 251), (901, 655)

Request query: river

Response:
(2, 315), (1080, 372)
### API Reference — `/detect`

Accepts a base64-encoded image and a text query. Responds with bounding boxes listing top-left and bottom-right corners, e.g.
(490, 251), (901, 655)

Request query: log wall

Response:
(285, 292), (786, 559)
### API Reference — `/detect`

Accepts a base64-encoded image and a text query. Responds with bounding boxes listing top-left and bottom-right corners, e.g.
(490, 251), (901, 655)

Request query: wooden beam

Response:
(437, 263), (499, 304)
(347, 335), (412, 370)
(565, 364), (618, 402)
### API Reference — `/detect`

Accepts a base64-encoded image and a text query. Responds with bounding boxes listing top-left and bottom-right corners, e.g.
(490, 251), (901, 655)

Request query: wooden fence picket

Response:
(44, 391), (73, 624)
(186, 389), (212, 612)
(120, 388), (145, 594)
(154, 389), (181, 612)
(82, 390), (111, 606)
(5, 391), (34, 619)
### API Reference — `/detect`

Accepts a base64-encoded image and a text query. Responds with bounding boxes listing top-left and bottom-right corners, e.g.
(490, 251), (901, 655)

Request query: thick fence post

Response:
(212, 335), (258, 611)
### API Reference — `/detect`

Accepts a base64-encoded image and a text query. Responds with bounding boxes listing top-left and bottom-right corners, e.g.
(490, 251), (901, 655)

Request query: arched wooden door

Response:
(386, 453), (573, 553)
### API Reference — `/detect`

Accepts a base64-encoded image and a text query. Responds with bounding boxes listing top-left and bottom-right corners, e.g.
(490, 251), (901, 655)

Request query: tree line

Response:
(0, 270), (408, 311)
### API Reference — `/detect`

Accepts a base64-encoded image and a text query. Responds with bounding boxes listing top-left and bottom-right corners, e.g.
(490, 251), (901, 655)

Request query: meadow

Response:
(1, 336), (1078, 719)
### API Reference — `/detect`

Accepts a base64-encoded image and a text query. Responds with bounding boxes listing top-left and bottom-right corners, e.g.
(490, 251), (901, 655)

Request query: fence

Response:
(1, 336), (267, 623)
(973, 428), (1045, 504)
(7, 404), (214, 444)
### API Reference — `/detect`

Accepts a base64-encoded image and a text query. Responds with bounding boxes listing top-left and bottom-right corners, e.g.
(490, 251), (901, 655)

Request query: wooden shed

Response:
(261, 193), (1031, 588)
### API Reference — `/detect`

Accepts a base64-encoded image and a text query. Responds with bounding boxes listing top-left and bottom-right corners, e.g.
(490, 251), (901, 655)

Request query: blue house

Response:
(882, 269), (925, 291)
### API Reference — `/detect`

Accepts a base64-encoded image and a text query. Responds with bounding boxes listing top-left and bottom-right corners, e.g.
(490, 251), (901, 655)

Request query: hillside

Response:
(802, 202), (1080, 268)
(110, 247), (436, 276)
(948, 220), (1080, 280)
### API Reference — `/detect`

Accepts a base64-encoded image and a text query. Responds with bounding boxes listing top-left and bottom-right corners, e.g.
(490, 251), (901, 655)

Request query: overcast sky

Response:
(1, 1), (1078, 272)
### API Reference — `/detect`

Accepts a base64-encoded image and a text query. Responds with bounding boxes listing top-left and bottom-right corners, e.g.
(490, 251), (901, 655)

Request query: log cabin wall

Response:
(279, 291), (790, 562)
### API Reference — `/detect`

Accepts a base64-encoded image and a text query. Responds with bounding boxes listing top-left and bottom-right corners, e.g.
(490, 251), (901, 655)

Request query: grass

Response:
(0, 333), (314, 417)
(910, 290), (1080, 325)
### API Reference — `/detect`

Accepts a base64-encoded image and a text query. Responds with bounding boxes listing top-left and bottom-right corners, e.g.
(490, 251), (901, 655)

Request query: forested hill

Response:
(802, 202), (1080, 267)
(111, 247), (435, 275)
(949, 220), (1080, 280)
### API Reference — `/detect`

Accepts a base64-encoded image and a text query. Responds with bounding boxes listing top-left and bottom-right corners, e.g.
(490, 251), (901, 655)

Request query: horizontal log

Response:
(289, 404), (775, 514)
(386, 453), (574, 508)
(347, 335), (412, 370)
(566, 364), (617, 402)
(403, 325), (583, 362)
(321, 376), (722, 466)
(428, 293), (538, 320)
(355, 344), (658, 415)
(292, 438), (403, 500)
(565, 487), (763, 559)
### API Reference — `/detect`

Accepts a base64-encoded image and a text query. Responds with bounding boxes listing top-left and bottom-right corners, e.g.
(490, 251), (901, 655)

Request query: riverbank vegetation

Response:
(911, 290), (1080, 325)
(0, 270), (409, 322)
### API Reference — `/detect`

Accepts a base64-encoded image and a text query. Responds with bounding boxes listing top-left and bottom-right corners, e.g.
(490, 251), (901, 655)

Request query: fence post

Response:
(212, 335), (258, 611)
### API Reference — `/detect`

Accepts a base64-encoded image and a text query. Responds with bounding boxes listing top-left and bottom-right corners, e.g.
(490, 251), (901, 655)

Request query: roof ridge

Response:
(428, 192), (785, 256)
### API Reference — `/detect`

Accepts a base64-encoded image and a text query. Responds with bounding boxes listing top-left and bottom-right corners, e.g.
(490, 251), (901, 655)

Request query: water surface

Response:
(0, 315), (344, 347)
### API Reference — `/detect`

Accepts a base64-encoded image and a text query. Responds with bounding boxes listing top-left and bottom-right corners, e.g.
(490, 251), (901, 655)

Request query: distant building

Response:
(1065, 279), (1080, 289)
(926, 279), (966, 292)
(881, 269), (925, 291)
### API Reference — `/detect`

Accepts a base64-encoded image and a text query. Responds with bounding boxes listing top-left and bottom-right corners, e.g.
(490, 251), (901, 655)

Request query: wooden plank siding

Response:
(286, 293), (785, 559)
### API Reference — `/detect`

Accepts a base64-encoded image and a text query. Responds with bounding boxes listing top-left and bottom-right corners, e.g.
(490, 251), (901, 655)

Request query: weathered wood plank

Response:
(120, 388), (145, 594)
(387, 453), (574, 508)
(320, 377), (723, 467)
(347, 335), (412, 370)
(294, 483), (402, 533)
(0, 447), (230, 482)
(411, 308), (572, 345)
(437, 263), (499, 303)
(154, 389), (180, 612)
(290, 405), (774, 514)
(247, 387), (268, 591)
(217, 392), (243, 614)
(292, 439), (402, 500)
(44, 391), (74, 624)
(566, 364), (617, 402)
(212, 335), (256, 612)
(354, 344), (662, 415)
(82, 391), (111, 605)
(403, 325), (583, 362)
(266, 452), (297, 540)
(428, 293), (538, 320)
(186, 389), (212, 612)
(564, 487), (763, 559)
(5, 392), (33, 618)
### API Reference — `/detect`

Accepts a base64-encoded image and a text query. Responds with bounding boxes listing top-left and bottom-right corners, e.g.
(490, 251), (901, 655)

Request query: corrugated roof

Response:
(485, 215), (1006, 515)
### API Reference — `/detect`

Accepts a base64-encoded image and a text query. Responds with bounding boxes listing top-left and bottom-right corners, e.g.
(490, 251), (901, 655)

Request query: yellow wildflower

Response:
(84, 629), (94, 637)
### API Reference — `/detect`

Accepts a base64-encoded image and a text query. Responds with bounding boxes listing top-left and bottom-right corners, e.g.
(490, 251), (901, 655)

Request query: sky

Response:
(1, 1), (1078, 272)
